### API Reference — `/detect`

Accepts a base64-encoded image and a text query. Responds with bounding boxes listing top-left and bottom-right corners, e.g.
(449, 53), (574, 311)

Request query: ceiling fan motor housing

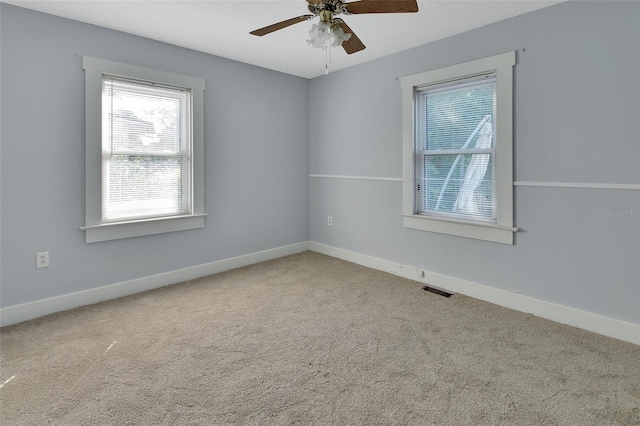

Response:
(308, 0), (349, 22)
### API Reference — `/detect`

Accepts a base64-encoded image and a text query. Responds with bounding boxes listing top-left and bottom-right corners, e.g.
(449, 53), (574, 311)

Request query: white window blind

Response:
(415, 74), (496, 222)
(101, 77), (192, 222)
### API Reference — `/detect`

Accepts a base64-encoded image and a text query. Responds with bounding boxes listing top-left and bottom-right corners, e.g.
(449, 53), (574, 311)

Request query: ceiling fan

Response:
(250, 0), (419, 55)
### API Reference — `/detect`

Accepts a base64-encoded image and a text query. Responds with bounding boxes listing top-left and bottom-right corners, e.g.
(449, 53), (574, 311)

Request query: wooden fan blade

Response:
(334, 20), (366, 54)
(250, 15), (313, 36)
(345, 0), (418, 14)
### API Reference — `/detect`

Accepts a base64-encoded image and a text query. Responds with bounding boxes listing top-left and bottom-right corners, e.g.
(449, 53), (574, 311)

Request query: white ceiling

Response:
(4, 0), (562, 79)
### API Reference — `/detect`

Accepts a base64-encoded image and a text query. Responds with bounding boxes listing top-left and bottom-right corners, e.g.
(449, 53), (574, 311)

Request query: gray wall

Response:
(309, 1), (640, 324)
(0, 4), (309, 307)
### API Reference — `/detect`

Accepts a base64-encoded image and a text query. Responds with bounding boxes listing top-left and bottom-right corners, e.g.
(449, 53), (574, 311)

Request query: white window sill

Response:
(400, 213), (517, 244)
(81, 214), (207, 243)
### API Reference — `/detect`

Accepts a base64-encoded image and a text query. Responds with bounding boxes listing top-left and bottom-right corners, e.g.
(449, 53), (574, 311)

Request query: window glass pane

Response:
(417, 153), (494, 220)
(102, 78), (190, 154)
(418, 77), (495, 152)
(104, 156), (188, 221)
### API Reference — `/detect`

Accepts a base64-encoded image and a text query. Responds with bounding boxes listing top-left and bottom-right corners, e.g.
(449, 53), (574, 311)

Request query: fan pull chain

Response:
(325, 40), (330, 75)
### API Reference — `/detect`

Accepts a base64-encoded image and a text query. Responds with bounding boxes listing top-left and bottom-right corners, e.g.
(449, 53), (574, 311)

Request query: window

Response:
(82, 57), (206, 243)
(416, 75), (496, 221)
(401, 52), (517, 244)
(102, 78), (192, 222)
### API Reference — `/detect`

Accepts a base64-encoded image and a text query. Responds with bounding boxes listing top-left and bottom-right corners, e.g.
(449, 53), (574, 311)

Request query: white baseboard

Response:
(309, 242), (640, 345)
(0, 242), (310, 327)
(4, 240), (638, 345)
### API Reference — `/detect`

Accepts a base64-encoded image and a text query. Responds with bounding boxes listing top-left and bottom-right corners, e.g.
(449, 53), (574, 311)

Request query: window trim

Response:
(400, 51), (517, 244)
(81, 57), (206, 243)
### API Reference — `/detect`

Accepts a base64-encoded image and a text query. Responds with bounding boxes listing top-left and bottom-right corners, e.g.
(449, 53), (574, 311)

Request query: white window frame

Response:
(401, 52), (517, 244)
(81, 57), (206, 243)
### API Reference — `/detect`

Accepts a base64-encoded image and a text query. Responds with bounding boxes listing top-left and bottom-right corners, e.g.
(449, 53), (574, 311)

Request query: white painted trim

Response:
(401, 214), (515, 244)
(400, 51), (516, 89)
(309, 174), (402, 182)
(514, 181), (640, 190)
(309, 242), (639, 345)
(83, 56), (205, 90)
(81, 214), (208, 243)
(307, 176), (640, 191)
(0, 242), (310, 327)
(309, 174), (640, 191)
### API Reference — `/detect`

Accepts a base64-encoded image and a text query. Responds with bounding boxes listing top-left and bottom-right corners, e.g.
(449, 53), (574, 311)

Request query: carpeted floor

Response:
(1, 251), (638, 425)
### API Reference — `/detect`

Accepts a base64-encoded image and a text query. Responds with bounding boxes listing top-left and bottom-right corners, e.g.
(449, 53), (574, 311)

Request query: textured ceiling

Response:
(4, 0), (562, 78)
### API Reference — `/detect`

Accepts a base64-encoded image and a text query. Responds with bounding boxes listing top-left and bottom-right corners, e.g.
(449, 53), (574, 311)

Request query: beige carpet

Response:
(1, 251), (638, 425)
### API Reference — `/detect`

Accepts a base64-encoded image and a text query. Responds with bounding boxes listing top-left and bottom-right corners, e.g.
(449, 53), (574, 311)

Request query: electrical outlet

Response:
(328, 216), (333, 226)
(36, 252), (49, 268)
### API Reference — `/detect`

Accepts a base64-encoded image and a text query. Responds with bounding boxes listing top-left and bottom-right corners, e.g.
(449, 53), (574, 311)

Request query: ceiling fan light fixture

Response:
(307, 22), (331, 49)
(307, 21), (352, 50)
(330, 25), (352, 47)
